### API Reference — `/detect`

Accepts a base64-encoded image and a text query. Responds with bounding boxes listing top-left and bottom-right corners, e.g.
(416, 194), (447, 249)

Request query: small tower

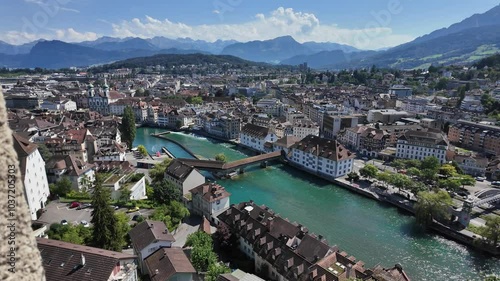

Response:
(87, 83), (94, 97)
(102, 78), (110, 98)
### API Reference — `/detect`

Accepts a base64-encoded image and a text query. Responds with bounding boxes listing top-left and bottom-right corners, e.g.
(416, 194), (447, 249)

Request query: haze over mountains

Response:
(1, 4), (500, 69)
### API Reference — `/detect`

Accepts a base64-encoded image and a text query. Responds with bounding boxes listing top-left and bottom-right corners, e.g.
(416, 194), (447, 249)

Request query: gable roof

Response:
(292, 135), (355, 161)
(241, 123), (271, 139)
(45, 154), (95, 176)
(190, 182), (231, 203)
(37, 238), (136, 281)
(165, 159), (197, 181)
(128, 220), (175, 253)
(12, 132), (38, 157)
(144, 248), (196, 281)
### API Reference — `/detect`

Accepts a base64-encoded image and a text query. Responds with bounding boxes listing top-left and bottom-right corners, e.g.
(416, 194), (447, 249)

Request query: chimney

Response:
(150, 223), (154, 229)
(267, 216), (274, 230)
(80, 254), (86, 266)
(346, 264), (352, 279)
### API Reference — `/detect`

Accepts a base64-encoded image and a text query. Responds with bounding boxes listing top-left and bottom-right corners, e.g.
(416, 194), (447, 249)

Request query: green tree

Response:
(61, 226), (84, 245)
(439, 164), (458, 178)
(376, 171), (392, 188)
(415, 190), (452, 227)
(347, 172), (360, 182)
(150, 158), (172, 184)
(359, 164), (378, 179)
(137, 145), (148, 157)
(91, 176), (121, 251)
(38, 143), (53, 161)
(435, 78), (448, 90)
(391, 159), (406, 170)
(437, 178), (461, 192)
(119, 187), (132, 203)
(187, 96), (203, 105)
(185, 231), (213, 248)
(120, 106), (136, 149)
(115, 212), (131, 249)
(50, 177), (73, 197)
(421, 156), (440, 172)
(420, 169), (438, 183)
(480, 215), (500, 246)
(388, 173), (413, 191)
(153, 179), (180, 204)
(458, 175), (476, 188)
(191, 246), (217, 272)
(215, 153), (227, 163)
(206, 263), (231, 281)
(406, 167), (421, 178)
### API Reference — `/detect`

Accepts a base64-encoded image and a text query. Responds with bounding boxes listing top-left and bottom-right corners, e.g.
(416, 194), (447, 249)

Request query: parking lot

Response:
(39, 202), (93, 226)
(39, 201), (155, 227)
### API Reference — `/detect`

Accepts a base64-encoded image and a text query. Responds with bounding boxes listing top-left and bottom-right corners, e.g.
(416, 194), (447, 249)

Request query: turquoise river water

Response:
(134, 127), (500, 281)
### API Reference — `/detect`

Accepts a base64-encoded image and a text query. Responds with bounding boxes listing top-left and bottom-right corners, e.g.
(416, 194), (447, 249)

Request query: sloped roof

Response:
(144, 248), (195, 281)
(37, 238), (136, 281)
(12, 132), (38, 157)
(292, 135), (355, 161)
(128, 220), (175, 253)
(165, 159), (196, 181)
(241, 123), (270, 139)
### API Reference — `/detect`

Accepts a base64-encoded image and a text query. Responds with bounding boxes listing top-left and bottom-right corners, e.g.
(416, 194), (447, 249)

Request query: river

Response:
(134, 127), (500, 280)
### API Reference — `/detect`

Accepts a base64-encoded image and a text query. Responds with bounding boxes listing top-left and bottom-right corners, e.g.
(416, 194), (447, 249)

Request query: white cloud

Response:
(1, 7), (414, 49)
(110, 7), (414, 49)
(0, 28), (98, 45)
(24, 0), (79, 13)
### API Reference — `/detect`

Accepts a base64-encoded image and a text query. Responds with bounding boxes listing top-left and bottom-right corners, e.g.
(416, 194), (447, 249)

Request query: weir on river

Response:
(134, 127), (500, 281)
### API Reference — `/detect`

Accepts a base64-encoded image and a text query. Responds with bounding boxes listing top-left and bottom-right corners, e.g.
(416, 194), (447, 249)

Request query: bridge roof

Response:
(177, 151), (281, 171)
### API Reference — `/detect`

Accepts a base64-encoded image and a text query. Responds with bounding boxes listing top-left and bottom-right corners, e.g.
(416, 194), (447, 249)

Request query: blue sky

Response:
(1, 0), (499, 49)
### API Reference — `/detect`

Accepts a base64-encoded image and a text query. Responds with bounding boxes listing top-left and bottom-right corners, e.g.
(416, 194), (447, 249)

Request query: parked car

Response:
(491, 181), (500, 187)
(111, 205), (120, 210)
(69, 202), (81, 209)
(476, 176), (486, 182)
(77, 203), (92, 210)
(80, 220), (90, 227)
(127, 206), (139, 213)
(60, 219), (68, 225)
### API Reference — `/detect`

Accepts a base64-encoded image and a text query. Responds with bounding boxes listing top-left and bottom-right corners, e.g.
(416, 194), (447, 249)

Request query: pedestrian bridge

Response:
(177, 151), (282, 172)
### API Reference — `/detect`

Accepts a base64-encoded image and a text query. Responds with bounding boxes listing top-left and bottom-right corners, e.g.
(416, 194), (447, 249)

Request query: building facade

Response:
(396, 130), (448, 163)
(13, 133), (50, 220)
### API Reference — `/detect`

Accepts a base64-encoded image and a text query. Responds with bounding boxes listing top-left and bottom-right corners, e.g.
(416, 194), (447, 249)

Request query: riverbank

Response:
(135, 127), (500, 280)
(151, 133), (199, 159)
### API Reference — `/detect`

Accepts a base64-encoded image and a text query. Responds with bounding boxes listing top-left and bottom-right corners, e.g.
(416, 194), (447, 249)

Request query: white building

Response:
(190, 182), (231, 224)
(164, 159), (205, 197)
(40, 99), (77, 111)
(290, 135), (355, 178)
(128, 220), (175, 272)
(13, 133), (50, 220)
(93, 141), (126, 162)
(45, 155), (96, 191)
(240, 123), (278, 152)
(292, 121), (319, 140)
(256, 98), (285, 116)
(396, 130), (448, 164)
(367, 109), (409, 124)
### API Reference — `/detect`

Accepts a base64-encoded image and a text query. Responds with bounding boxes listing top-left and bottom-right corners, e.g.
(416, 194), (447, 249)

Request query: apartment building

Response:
(396, 130), (448, 163)
(13, 133), (50, 220)
(448, 120), (500, 156)
(290, 135), (355, 178)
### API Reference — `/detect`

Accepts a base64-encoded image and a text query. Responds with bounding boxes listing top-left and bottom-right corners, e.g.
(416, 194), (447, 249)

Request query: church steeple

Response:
(102, 78), (110, 98)
(87, 83), (94, 97)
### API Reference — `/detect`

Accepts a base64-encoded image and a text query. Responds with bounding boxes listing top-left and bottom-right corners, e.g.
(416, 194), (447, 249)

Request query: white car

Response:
(476, 176), (486, 182)
(80, 220), (90, 227)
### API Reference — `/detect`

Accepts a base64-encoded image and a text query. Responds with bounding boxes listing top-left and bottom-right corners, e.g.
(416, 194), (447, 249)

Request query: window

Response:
(216, 200), (221, 205)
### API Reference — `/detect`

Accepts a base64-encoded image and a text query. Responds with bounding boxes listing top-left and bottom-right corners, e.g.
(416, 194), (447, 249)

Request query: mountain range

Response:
(1, 4), (500, 69)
